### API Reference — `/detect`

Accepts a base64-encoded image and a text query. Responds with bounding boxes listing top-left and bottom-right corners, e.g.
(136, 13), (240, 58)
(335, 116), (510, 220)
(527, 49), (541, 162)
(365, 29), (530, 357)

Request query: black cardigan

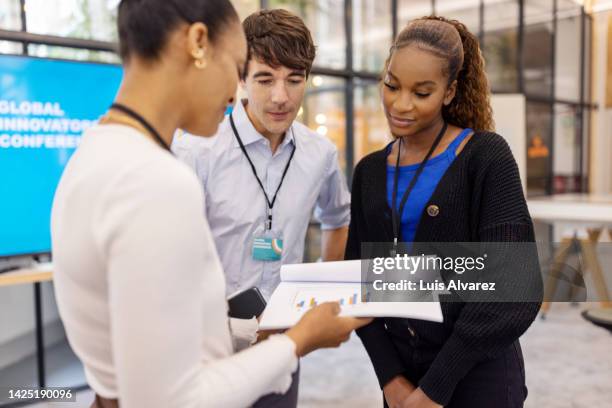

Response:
(345, 131), (542, 405)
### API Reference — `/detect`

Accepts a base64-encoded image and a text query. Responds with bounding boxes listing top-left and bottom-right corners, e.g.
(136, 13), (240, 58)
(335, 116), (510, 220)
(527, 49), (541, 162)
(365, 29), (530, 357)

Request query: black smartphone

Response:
(227, 287), (267, 319)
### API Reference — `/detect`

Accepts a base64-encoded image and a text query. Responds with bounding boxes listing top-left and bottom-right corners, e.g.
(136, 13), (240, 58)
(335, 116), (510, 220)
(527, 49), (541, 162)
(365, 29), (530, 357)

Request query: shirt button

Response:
(427, 204), (440, 217)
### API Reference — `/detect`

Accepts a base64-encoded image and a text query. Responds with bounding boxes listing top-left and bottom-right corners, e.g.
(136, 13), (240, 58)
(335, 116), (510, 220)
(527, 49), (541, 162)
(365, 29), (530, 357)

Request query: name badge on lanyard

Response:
(252, 225), (284, 261)
(229, 113), (295, 262)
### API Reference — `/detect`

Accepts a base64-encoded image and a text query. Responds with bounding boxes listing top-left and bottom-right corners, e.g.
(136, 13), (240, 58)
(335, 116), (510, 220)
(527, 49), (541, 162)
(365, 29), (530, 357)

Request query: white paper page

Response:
(259, 281), (443, 330)
(280, 260), (364, 283)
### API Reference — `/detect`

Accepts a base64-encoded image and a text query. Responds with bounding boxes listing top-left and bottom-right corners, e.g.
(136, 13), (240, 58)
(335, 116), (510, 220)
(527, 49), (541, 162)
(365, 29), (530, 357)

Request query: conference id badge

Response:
(252, 228), (283, 262)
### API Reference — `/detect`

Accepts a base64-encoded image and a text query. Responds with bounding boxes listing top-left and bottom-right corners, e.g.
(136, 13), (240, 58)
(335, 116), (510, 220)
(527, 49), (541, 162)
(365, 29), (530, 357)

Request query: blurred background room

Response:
(1, 1), (611, 407)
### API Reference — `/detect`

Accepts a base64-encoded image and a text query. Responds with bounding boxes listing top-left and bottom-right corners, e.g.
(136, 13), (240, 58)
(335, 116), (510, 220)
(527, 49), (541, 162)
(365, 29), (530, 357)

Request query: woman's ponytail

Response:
(439, 17), (494, 131)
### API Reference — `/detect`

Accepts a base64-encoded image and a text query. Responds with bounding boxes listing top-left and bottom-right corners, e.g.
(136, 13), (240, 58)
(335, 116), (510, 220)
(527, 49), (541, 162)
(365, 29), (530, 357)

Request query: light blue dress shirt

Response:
(172, 101), (350, 299)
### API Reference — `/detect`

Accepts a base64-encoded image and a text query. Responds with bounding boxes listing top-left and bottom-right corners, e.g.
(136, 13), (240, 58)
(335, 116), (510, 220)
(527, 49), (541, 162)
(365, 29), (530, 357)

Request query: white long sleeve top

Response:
(51, 124), (297, 408)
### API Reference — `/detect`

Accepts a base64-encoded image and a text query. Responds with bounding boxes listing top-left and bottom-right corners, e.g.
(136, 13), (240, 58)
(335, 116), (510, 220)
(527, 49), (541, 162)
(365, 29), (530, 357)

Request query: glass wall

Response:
(398, 0), (433, 27)
(28, 44), (120, 63)
(483, 0), (520, 92)
(523, 0), (554, 98)
(25, 0), (118, 42)
(352, 0), (392, 72)
(0, 0), (21, 30)
(270, 0), (346, 69)
(436, 0), (480, 33)
(526, 102), (553, 195)
(583, 14), (592, 105)
(302, 75), (347, 172)
(0, 1), (594, 228)
(552, 103), (582, 193)
(0, 40), (21, 54)
(354, 79), (390, 163)
(555, 1), (582, 101)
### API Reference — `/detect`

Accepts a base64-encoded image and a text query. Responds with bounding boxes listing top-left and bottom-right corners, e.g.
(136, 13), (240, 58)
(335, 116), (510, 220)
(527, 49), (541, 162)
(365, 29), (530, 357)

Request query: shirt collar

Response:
(230, 99), (295, 149)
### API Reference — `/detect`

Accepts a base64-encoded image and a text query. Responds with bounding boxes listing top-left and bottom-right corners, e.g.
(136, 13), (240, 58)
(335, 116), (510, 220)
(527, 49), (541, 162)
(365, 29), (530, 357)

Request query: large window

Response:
(526, 102), (553, 195)
(0, 0), (594, 202)
(354, 79), (390, 163)
(25, 0), (118, 42)
(553, 103), (582, 193)
(398, 0), (433, 27)
(436, 0), (480, 33)
(523, 0), (554, 98)
(483, 0), (520, 92)
(28, 44), (119, 63)
(555, 4), (582, 101)
(270, 0), (346, 70)
(0, 0), (593, 198)
(0, 0), (21, 30)
(0, 40), (21, 54)
(352, 0), (392, 72)
(302, 76), (347, 171)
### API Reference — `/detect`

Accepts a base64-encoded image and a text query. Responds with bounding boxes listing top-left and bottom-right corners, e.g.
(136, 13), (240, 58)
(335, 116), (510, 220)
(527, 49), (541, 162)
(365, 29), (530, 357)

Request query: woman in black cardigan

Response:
(346, 17), (542, 408)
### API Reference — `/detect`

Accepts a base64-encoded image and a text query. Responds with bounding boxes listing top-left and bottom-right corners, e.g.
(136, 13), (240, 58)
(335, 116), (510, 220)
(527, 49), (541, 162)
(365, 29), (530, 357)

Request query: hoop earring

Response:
(192, 48), (207, 69)
(194, 58), (207, 69)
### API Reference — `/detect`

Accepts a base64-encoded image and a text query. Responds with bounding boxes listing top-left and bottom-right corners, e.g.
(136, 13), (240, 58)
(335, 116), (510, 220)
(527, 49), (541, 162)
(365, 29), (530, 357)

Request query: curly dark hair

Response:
(385, 16), (494, 132)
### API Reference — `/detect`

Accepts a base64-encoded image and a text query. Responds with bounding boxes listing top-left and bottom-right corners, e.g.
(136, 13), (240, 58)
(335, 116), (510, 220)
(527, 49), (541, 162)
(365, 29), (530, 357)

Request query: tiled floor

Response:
(21, 303), (612, 408)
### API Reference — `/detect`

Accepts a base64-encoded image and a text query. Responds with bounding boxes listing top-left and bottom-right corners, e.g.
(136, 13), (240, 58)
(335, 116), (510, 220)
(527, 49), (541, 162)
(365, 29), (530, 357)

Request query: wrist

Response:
(384, 375), (415, 392)
(285, 327), (309, 357)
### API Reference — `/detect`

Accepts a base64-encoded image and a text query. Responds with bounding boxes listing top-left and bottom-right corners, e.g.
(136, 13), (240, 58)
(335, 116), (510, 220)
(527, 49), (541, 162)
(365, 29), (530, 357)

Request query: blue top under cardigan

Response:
(386, 128), (473, 243)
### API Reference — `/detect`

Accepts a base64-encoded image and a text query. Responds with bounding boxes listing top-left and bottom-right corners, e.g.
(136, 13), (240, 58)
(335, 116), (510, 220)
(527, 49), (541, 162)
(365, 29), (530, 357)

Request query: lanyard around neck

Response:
(391, 121), (448, 249)
(109, 103), (172, 153)
(229, 113), (296, 230)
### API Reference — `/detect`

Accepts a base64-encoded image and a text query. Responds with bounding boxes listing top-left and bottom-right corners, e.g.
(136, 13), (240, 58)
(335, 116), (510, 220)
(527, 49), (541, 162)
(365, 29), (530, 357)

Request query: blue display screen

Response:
(0, 54), (122, 257)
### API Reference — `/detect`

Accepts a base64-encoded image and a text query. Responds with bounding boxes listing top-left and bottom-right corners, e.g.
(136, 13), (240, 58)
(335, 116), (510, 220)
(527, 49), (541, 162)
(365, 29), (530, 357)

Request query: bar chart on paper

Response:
(294, 288), (371, 311)
(258, 260), (444, 330)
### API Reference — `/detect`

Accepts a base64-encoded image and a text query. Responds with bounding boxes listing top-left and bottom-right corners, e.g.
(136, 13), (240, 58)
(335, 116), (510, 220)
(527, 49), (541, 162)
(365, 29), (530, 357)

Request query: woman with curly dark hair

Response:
(346, 16), (541, 408)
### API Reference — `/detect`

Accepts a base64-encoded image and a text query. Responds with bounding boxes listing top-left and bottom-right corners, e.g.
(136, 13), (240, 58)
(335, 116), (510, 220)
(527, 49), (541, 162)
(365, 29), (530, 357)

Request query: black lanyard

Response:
(229, 113), (296, 231)
(391, 122), (448, 249)
(110, 103), (172, 153)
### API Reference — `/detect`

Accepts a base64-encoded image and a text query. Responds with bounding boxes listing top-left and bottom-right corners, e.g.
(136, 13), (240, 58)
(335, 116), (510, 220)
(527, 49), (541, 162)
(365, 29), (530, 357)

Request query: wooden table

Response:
(528, 194), (612, 225)
(0, 263), (53, 287)
(527, 194), (612, 316)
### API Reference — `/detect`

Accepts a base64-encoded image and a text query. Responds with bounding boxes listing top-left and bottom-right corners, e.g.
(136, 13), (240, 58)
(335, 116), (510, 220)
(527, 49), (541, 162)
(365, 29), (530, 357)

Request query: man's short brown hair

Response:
(242, 9), (316, 79)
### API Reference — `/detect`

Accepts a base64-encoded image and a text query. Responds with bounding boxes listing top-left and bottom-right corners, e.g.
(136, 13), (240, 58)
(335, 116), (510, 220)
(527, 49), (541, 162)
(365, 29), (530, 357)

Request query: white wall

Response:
(491, 94), (527, 193)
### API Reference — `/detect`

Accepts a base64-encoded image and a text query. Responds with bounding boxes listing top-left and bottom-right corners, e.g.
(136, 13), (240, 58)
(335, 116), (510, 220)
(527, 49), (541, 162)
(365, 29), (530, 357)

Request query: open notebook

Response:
(258, 260), (443, 330)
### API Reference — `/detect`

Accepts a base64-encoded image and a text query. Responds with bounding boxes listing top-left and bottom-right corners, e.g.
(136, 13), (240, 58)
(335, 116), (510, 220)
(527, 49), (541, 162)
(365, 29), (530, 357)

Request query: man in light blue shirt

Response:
(172, 9), (350, 303)
(174, 11), (350, 406)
